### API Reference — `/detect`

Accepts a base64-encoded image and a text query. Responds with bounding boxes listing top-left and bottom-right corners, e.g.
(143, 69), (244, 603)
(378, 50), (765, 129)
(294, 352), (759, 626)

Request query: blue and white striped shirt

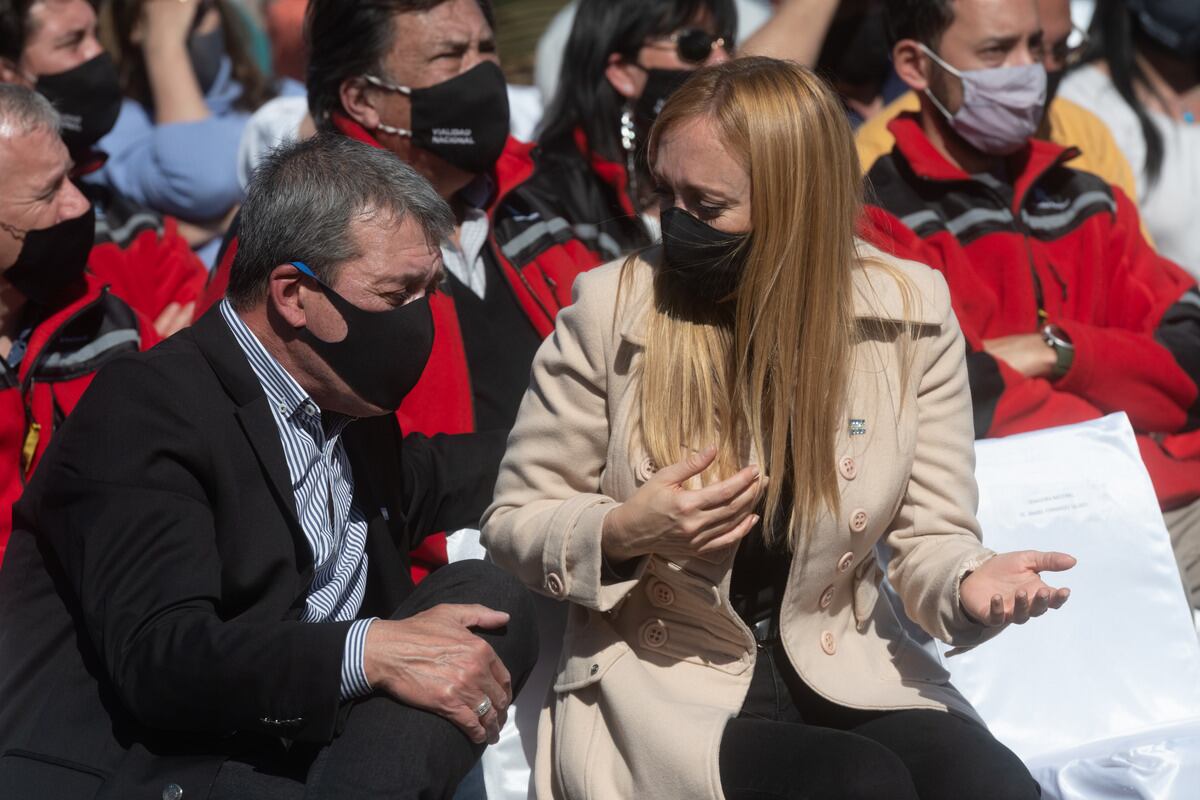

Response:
(220, 300), (375, 700)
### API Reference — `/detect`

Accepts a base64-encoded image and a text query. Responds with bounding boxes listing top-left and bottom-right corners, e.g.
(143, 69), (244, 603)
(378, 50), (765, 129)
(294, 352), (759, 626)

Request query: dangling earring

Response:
(620, 105), (641, 210)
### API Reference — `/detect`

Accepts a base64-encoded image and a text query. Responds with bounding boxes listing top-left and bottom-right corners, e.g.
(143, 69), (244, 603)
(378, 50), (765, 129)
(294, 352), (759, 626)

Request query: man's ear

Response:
(339, 76), (382, 132)
(267, 263), (308, 329)
(892, 39), (932, 92)
(604, 52), (641, 101)
(0, 56), (34, 88)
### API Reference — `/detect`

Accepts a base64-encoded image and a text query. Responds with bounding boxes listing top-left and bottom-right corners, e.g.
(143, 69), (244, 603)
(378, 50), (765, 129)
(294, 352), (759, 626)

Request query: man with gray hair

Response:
(0, 83), (156, 562)
(0, 133), (537, 799)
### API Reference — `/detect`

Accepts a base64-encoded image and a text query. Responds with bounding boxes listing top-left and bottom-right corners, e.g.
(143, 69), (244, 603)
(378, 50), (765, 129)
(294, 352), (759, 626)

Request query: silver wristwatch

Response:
(1041, 324), (1074, 380)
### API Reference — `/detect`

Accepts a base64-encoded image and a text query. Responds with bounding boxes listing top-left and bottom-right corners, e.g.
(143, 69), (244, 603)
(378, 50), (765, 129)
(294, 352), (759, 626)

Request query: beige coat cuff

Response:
(539, 495), (648, 612)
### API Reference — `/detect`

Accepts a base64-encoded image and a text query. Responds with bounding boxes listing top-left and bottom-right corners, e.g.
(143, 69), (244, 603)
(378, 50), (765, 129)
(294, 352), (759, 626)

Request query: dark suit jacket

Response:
(0, 308), (506, 799)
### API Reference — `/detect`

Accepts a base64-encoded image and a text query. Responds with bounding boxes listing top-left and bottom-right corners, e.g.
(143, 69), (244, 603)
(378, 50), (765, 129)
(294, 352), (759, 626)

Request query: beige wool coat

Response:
(481, 244), (1003, 800)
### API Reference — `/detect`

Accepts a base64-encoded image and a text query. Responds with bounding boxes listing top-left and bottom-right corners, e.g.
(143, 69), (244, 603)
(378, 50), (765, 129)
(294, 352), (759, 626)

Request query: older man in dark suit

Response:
(0, 134), (536, 799)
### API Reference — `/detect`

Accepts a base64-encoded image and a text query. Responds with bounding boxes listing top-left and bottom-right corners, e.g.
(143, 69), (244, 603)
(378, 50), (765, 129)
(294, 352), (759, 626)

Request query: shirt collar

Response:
(884, 111), (1080, 197)
(459, 174), (496, 210)
(219, 299), (323, 425)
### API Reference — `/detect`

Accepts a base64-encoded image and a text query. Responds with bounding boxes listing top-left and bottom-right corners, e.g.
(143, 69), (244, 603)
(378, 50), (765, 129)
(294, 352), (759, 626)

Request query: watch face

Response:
(1043, 324), (1074, 350)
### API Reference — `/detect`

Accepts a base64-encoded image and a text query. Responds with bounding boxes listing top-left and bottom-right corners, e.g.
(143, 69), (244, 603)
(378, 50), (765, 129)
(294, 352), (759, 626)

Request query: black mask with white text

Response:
(292, 261), (434, 412)
(659, 207), (749, 305)
(366, 61), (511, 176)
(35, 53), (122, 156)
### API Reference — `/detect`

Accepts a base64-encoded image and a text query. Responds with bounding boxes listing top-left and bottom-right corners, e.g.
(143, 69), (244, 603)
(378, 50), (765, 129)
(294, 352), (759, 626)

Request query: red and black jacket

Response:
(862, 113), (1200, 508)
(199, 118), (622, 578)
(76, 151), (210, 323)
(1, 277), (157, 559)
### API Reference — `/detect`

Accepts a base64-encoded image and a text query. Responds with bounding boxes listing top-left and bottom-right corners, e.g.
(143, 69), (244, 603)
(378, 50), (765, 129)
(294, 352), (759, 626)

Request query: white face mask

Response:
(920, 44), (1047, 156)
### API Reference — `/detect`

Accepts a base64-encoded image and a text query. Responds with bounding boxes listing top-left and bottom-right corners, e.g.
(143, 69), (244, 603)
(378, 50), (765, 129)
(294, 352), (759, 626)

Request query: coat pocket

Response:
(553, 637), (632, 692)
(0, 750), (105, 798)
(852, 553), (883, 629)
(551, 615), (636, 800)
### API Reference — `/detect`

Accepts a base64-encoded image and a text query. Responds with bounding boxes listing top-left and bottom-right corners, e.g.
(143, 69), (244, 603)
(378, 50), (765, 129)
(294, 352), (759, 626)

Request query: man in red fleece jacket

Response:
(862, 0), (1200, 611)
(0, 85), (158, 559)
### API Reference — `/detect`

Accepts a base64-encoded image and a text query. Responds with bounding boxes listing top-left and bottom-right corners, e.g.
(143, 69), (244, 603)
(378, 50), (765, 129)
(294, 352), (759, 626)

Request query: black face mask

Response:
(291, 261), (434, 412)
(1128, 0), (1200, 59)
(366, 61), (511, 176)
(659, 207), (749, 305)
(1045, 69), (1066, 112)
(188, 29), (225, 95)
(634, 68), (693, 130)
(3, 206), (95, 307)
(35, 53), (122, 156)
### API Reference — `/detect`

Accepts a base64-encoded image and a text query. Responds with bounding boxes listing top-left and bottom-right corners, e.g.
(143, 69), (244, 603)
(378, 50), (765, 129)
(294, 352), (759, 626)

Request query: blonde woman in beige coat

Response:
(482, 57), (1076, 800)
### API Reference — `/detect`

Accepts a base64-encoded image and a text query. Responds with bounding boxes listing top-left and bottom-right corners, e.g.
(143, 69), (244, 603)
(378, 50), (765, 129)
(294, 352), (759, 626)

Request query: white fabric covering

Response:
(925, 414), (1200, 798)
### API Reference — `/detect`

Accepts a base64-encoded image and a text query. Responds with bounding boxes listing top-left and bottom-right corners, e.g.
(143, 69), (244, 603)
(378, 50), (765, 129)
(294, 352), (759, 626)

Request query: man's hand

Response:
(983, 333), (1056, 379)
(363, 604), (512, 745)
(153, 301), (196, 338)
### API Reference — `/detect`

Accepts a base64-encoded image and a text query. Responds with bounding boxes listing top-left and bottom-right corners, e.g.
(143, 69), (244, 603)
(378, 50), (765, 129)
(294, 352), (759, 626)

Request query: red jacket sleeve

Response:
(87, 217), (208, 323)
(860, 206), (1107, 438)
(1053, 188), (1199, 433)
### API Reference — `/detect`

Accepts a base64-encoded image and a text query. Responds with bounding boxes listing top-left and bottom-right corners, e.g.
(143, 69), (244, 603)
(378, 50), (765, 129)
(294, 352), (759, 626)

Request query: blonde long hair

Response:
(637, 57), (865, 550)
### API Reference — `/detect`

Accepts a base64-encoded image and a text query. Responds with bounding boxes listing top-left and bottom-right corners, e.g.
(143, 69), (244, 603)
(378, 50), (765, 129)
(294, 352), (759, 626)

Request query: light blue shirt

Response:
(87, 58), (303, 260)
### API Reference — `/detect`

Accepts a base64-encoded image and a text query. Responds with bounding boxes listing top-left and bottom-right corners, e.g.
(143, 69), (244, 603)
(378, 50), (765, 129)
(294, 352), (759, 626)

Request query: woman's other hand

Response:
(602, 445), (765, 564)
(960, 550), (1076, 626)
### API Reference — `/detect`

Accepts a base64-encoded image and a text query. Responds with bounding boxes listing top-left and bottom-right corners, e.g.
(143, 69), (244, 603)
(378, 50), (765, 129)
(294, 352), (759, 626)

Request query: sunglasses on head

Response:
(646, 27), (729, 65)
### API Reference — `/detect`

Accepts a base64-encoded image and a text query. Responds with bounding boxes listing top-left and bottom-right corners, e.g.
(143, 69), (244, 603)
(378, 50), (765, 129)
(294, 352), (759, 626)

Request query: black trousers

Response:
(719, 640), (1040, 800)
(208, 559), (538, 800)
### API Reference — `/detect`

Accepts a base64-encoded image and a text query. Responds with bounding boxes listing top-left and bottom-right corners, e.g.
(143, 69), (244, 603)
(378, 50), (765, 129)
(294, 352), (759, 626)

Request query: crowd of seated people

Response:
(0, 1), (1195, 798)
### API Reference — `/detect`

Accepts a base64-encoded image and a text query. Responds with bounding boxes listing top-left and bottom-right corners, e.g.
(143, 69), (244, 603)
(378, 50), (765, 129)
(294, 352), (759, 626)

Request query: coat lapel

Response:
(188, 307), (304, 543)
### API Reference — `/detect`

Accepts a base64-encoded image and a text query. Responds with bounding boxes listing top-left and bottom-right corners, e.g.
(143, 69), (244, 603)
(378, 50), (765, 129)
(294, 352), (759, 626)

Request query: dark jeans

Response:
(719, 640), (1040, 800)
(208, 559), (537, 800)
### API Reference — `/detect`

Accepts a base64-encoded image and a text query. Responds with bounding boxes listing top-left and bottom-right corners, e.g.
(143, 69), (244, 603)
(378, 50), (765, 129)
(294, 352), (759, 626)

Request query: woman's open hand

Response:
(960, 550), (1076, 626)
(602, 445), (765, 564)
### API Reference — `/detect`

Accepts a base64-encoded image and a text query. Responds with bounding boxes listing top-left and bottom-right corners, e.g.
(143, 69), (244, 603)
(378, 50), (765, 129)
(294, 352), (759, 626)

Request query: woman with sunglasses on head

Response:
(91, 0), (298, 265)
(484, 57), (1073, 799)
(529, 0), (736, 260)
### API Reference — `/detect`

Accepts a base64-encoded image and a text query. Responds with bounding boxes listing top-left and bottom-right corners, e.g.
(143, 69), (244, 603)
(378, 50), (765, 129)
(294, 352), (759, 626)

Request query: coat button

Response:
(820, 630), (837, 655)
(647, 579), (675, 607)
(849, 509), (868, 533)
(640, 620), (669, 648)
(819, 585), (835, 610)
(838, 456), (857, 481)
(837, 552), (854, 573)
(163, 785), (184, 800)
(636, 457), (658, 483)
(545, 572), (565, 597)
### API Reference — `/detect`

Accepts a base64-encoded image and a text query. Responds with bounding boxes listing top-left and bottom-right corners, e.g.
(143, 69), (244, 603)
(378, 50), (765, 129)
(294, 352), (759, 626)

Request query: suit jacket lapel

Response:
(188, 307), (304, 550)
